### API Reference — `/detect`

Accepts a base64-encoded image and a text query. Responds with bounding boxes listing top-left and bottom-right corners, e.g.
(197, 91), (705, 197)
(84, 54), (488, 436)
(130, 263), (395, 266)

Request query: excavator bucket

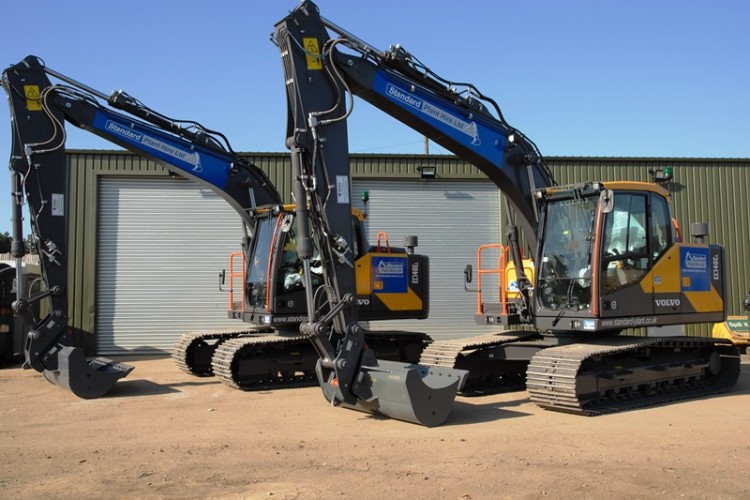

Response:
(41, 346), (134, 399)
(342, 360), (468, 427)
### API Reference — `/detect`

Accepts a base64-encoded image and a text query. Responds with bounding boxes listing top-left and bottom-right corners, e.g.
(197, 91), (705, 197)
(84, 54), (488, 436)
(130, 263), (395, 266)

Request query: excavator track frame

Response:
(526, 336), (741, 415)
(172, 328), (274, 376)
(195, 330), (432, 391)
(420, 330), (542, 395)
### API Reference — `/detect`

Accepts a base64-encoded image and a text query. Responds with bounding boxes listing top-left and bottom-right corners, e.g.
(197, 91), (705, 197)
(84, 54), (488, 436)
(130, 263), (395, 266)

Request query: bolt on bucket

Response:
(42, 346), (134, 398)
(342, 359), (468, 427)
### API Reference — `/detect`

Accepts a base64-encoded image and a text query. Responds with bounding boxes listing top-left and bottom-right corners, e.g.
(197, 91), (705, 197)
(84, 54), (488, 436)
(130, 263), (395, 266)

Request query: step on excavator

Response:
(1, 56), (432, 400)
(270, 0), (740, 423)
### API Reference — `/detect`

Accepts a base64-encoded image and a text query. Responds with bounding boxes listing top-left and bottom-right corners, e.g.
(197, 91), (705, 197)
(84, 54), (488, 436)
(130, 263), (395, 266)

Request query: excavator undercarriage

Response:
(526, 336), (741, 415)
(173, 328), (431, 391)
(420, 331), (740, 415)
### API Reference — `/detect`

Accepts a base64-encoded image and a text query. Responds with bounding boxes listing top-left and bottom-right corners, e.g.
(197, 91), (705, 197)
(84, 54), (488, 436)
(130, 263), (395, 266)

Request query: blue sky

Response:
(1, 0), (748, 234)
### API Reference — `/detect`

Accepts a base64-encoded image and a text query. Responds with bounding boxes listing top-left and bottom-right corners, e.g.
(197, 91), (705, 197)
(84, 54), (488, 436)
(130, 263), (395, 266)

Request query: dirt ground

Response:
(1, 353), (749, 500)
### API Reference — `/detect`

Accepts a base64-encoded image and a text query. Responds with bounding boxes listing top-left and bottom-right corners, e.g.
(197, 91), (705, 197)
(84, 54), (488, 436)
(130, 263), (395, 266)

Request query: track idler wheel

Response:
(42, 346), (134, 398)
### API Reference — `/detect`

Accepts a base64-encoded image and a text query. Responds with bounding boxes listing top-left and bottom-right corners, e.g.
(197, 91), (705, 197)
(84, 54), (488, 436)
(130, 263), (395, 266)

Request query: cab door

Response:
(645, 193), (681, 315)
(598, 192), (653, 318)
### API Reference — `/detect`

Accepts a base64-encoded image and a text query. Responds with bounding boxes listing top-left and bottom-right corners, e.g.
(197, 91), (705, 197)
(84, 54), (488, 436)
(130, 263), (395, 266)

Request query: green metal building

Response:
(64, 151), (749, 354)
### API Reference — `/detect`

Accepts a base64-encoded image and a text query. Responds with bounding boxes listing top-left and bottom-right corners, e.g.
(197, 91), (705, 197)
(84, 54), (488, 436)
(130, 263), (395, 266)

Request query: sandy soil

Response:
(1, 354), (749, 499)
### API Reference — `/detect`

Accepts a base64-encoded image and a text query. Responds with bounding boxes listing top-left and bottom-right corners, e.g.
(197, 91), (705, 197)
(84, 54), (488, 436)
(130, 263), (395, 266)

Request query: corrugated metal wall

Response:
(67, 152), (169, 352)
(352, 179), (501, 339)
(66, 151), (749, 351)
(96, 178), (245, 353)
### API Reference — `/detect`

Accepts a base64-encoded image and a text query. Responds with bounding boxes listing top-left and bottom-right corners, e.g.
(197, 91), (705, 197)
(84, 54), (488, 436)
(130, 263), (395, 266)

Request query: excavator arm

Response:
(276, 2), (554, 247)
(275, 4), (469, 426)
(2, 55), (281, 397)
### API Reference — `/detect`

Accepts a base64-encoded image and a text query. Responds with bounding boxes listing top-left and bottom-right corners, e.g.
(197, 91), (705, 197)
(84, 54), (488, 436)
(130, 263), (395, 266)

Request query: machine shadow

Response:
(444, 396), (533, 425)
(105, 378), (182, 397)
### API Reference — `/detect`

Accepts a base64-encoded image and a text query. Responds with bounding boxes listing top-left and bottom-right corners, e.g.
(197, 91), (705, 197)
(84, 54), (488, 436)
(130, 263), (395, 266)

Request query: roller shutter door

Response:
(96, 178), (244, 354)
(352, 180), (501, 339)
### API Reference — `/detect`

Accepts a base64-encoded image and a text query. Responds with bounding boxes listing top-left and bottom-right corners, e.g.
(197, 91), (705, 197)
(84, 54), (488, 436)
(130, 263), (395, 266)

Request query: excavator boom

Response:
(2, 56), (280, 397)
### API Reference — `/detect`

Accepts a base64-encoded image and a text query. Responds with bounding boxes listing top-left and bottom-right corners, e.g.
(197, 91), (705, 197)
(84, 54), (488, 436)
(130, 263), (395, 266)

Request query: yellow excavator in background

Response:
(712, 291), (750, 354)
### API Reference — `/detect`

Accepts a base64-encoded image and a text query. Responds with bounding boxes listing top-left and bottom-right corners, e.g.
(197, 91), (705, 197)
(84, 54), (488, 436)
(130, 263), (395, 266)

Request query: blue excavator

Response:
(1, 55), (431, 400)
(269, 0), (740, 424)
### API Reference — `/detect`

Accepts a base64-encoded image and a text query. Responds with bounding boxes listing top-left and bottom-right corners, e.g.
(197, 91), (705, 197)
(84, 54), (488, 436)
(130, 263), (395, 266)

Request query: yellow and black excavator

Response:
(270, 1), (740, 424)
(174, 204), (431, 390)
(2, 56), (429, 398)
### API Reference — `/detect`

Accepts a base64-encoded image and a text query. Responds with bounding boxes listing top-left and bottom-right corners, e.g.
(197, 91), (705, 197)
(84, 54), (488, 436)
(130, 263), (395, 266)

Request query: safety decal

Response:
(336, 175), (349, 204)
(303, 37), (323, 70)
(24, 85), (42, 111)
(51, 193), (64, 216)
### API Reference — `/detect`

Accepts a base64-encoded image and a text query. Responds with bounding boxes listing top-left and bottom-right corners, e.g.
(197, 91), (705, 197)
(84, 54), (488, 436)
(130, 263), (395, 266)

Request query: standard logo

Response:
(104, 120), (203, 172)
(683, 251), (707, 270)
(384, 82), (480, 145)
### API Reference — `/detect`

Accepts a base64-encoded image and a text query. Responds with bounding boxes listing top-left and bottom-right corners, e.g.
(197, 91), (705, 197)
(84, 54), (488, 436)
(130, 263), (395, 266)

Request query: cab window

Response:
(601, 193), (649, 293)
(650, 193), (672, 261)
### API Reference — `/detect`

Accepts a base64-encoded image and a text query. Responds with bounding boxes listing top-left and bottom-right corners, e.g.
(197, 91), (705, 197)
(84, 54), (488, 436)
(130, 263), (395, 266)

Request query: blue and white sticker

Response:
(105, 120), (202, 172)
(680, 247), (710, 291)
(372, 256), (408, 293)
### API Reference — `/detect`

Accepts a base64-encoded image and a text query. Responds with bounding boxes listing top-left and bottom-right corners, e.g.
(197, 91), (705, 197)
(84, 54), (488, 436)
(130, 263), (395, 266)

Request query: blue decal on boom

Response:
(92, 112), (229, 189)
(373, 71), (507, 161)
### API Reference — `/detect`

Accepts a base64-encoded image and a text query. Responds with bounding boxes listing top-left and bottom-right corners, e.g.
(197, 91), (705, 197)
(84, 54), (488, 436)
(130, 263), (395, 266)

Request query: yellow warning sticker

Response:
(24, 85), (42, 111)
(303, 37), (323, 70)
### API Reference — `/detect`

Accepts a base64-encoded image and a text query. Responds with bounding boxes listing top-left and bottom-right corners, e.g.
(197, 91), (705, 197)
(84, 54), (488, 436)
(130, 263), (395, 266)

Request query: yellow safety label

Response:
(24, 85), (42, 111)
(303, 37), (323, 70)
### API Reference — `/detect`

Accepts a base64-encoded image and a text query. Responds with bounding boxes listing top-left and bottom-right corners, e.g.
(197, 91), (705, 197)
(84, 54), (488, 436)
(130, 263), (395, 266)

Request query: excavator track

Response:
(211, 330), (433, 391)
(420, 330), (542, 395)
(526, 336), (741, 415)
(212, 334), (319, 390)
(172, 328), (273, 376)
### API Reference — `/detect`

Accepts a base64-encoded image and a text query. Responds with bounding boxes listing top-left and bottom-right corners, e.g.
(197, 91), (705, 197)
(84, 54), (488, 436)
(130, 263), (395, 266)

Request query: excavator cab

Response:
(533, 181), (727, 333)
(475, 181), (727, 334)
(227, 206), (429, 329)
